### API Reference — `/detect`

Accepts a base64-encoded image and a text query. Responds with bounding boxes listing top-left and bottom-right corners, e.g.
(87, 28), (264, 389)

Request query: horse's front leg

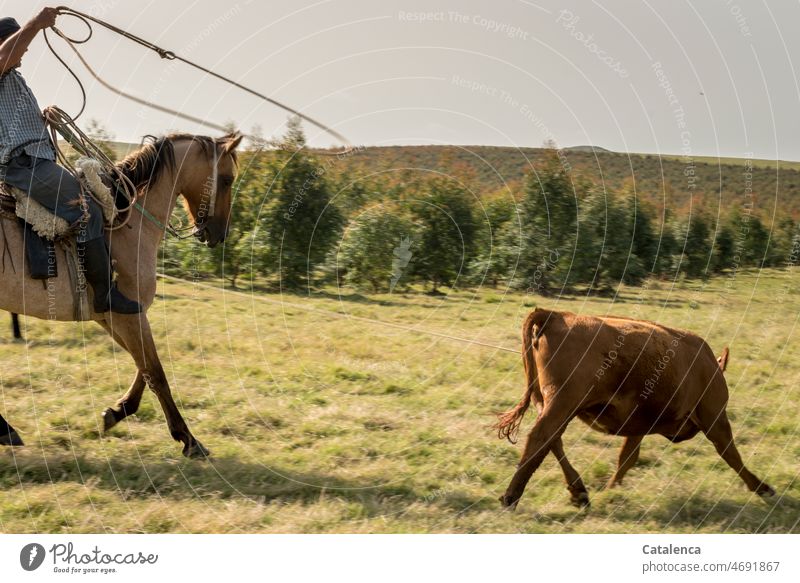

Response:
(106, 314), (209, 458)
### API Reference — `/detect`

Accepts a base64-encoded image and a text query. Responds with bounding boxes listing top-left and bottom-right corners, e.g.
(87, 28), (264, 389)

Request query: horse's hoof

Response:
(0, 429), (24, 446)
(499, 494), (519, 510)
(757, 484), (776, 499)
(102, 408), (119, 432)
(183, 441), (210, 459)
(570, 491), (591, 509)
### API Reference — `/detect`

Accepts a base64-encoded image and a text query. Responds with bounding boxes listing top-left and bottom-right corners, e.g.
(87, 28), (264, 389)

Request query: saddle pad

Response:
(0, 182), (72, 240)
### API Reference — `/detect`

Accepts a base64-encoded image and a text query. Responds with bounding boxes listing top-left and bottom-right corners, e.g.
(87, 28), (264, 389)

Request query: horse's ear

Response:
(219, 132), (243, 154)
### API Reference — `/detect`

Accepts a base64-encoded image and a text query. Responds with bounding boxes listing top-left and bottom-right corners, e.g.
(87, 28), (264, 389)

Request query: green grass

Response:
(1, 269), (798, 533)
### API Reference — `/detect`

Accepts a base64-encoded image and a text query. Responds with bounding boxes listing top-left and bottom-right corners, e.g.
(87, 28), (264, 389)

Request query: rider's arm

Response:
(0, 8), (58, 76)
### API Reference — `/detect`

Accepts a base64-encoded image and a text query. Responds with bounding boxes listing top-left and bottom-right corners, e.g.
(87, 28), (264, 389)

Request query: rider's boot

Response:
(83, 238), (142, 314)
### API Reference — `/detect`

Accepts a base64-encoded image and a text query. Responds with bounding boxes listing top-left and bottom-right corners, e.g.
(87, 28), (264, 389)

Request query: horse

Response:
(0, 132), (243, 457)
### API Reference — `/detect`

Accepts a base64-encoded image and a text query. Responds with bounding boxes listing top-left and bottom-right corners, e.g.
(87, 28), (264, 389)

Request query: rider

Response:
(0, 8), (141, 314)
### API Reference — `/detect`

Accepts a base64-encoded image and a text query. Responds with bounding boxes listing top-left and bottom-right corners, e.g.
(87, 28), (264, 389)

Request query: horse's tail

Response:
(717, 347), (730, 372)
(495, 310), (547, 443)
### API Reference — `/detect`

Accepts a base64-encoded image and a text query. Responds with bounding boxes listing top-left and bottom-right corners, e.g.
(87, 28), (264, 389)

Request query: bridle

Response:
(125, 137), (227, 241)
(161, 140), (224, 241)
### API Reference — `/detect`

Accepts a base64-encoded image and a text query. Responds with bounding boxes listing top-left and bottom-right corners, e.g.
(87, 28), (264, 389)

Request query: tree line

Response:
(157, 120), (799, 294)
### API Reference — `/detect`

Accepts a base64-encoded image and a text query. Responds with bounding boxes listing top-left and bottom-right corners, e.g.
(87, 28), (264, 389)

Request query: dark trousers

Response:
(1, 153), (104, 243)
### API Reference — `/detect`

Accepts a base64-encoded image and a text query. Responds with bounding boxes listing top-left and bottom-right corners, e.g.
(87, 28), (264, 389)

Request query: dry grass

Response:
(1, 269), (798, 533)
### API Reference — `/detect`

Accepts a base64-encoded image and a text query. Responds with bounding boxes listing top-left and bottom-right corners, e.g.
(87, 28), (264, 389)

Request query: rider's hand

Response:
(32, 7), (58, 30)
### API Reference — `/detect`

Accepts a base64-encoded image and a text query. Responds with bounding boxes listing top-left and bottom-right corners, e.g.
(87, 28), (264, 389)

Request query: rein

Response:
(45, 6), (353, 155)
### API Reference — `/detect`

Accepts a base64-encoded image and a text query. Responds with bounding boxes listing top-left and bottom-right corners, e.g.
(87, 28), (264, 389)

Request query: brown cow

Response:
(496, 309), (774, 509)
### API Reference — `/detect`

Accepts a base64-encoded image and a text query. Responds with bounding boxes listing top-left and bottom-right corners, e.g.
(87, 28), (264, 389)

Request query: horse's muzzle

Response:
(194, 223), (225, 247)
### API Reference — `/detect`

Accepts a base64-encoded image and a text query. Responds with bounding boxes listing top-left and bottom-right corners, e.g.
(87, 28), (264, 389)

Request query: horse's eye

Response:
(218, 176), (234, 188)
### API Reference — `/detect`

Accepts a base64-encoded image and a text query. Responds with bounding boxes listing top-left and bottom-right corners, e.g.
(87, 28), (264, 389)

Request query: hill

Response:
(73, 138), (800, 222)
(563, 145), (613, 153)
(316, 145), (800, 222)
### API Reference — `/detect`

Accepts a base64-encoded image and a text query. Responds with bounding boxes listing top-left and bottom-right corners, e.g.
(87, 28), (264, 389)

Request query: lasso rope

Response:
(43, 105), (138, 231)
(157, 273), (519, 354)
(45, 6), (353, 153)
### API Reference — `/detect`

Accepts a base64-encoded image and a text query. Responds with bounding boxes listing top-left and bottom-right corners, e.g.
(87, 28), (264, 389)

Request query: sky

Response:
(2, 0), (800, 160)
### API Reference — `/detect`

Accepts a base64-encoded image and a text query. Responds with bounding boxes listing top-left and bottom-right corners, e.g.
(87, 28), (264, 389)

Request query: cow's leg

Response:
(107, 315), (209, 458)
(696, 406), (774, 498)
(96, 321), (146, 432)
(500, 400), (574, 508)
(0, 413), (23, 446)
(551, 437), (589, 507)
(607, 435), (643, 488)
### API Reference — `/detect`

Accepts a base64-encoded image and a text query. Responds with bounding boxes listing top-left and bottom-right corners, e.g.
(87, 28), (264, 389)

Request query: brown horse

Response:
(0, 132), (242, 457)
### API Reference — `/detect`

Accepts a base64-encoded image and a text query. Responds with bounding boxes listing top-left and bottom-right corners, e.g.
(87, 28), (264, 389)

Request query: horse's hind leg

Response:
(101, 371), (145, 432)
(106, 315), (209, 458)
(0, 413), (23, 446)
(607, 435), (643, 488)
(551, 437), (589, 507)
(96, 320), (146, 432)
(11, 313), (21, 340)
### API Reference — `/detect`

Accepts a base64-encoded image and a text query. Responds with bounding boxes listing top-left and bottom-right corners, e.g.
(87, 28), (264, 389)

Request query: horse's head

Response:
(179, 132), (243, 247)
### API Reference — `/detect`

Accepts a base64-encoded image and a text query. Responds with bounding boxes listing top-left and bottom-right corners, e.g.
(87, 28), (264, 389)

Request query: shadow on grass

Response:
(0, 448), (487, 518)
(3, 447), (793, 531)
(560, 489), (800, 533)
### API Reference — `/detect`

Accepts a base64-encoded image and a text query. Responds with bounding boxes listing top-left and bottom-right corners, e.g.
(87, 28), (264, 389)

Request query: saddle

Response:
(0, 158), (118, 280)
(0, 183), (67, 279)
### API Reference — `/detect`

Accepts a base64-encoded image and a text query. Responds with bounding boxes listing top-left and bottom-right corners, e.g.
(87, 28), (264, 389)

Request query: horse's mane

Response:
(116, 135), (175, 192)
(116, 133), (238, 193)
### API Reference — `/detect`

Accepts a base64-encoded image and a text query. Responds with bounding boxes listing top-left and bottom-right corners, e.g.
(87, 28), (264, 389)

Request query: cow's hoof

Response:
(183, 441), (210, 459)
(570, 491), (591, 509)
(499, 494), (520, 510)
(0, 430), (23, 446)
(102, 408), (119, 432)
(757, 484), (776, 499)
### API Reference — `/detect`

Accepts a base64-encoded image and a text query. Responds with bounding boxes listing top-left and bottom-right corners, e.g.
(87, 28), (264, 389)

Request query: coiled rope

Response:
(43, 105), (138, 231)
(44, 6), (353, 153)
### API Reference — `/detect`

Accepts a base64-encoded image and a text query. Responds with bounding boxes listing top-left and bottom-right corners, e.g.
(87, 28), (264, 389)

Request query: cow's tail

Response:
(717, 347), (730, 372)
(495, 310), (547, 443)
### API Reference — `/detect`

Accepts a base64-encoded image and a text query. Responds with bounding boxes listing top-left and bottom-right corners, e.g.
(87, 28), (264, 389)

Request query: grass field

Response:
(1, 269), (798, 533)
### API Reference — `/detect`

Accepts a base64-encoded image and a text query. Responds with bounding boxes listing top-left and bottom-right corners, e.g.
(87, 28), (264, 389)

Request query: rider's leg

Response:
(3, 154), (141, 314)
(4, 154), (89, 226)
(83, 236), (141, 313)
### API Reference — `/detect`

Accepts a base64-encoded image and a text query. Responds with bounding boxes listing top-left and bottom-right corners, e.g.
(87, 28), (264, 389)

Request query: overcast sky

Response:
(2, 0), (800, 160)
